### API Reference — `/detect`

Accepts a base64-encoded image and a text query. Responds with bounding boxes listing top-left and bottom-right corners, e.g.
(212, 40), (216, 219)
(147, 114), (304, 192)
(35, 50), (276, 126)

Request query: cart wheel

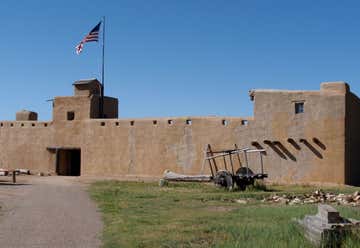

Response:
(235, 167), (254, 176)
(214, 170), (233, 190)
(237, 182), (246, 191)
(249, 178), (255, 186)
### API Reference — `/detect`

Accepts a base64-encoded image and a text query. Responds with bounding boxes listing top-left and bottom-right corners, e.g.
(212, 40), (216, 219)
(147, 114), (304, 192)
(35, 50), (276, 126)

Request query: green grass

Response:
(89, 181), (360, 248)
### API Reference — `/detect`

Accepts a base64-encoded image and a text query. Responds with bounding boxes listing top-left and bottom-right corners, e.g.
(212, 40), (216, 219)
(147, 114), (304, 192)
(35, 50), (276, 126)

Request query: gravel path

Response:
(0, 176), (103, 248)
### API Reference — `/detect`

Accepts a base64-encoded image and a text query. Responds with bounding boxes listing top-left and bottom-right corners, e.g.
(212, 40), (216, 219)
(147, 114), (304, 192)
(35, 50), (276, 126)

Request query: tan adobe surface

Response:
(1, 80), (359, 185)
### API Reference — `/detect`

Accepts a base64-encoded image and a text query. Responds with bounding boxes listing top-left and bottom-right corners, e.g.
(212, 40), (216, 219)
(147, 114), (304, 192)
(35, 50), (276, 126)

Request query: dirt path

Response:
(0, 176), (103, 248)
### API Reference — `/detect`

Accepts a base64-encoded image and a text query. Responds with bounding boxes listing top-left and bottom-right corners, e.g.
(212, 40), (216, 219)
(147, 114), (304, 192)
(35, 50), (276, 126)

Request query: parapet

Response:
(249, 82), (350, 101)
(16, 110), (38, 121)
(321, 81), (350, 94)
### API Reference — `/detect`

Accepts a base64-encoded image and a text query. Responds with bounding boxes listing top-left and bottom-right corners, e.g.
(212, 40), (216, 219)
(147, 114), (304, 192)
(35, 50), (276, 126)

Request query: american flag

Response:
(75, 22), (101, 55)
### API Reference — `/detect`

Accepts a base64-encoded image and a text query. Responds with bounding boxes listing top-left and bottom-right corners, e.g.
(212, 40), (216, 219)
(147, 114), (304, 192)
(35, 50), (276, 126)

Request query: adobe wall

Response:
(53, 117), (250, 177)
(53, 96), (95, 121)
(0, 82), (355, 185)
(70, 82), (348, 184)
(0, 121), (54, 173)
(249, 83), (347, 184)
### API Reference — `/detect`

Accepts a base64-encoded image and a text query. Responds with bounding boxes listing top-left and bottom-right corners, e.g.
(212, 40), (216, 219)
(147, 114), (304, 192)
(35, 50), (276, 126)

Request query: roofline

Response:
(72, 78), (100, 86)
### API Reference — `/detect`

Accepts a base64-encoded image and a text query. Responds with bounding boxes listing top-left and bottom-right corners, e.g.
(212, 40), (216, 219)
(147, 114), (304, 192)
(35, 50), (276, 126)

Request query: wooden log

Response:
(12, 171), (16, 184)
(16, 169), (31, 175)
(0, 170), (9, 176)
(163, 170), (211, 182)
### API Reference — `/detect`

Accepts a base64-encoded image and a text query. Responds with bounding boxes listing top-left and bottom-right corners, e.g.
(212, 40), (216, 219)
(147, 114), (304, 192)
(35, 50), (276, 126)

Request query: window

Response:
(130, 121), (135, 126)
(153, 120), (157, 125)
(222, 120), (228, 126)
(67, 111), (75, 121)
(241, 120), (249, 126)
(295, 102), (304, 114)
(186, 119), (192, 125)
(168, 120), (173, 125)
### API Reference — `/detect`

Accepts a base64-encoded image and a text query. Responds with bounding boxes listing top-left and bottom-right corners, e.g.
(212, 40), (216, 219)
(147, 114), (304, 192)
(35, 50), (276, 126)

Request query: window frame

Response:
(295, 102), (305, 114)
(67, 111), (75, 121)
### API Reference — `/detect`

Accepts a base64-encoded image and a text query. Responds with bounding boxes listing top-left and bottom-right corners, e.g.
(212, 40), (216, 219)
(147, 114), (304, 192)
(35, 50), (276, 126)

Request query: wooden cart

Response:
(204, 145), (268, 190)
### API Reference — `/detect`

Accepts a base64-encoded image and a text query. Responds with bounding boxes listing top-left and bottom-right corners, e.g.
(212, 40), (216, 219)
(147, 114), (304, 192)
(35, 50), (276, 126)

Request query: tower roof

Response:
(73, 78), (101, 96)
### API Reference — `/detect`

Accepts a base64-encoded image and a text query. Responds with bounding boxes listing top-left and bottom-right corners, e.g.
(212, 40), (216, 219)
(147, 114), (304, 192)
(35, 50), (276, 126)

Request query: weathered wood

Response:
(0, 170), (8, 176)
(207, 144), (219, 172)
(163, 170), (211, 182)
(16, 169), (31, 175)
(12, 172), (16, 184)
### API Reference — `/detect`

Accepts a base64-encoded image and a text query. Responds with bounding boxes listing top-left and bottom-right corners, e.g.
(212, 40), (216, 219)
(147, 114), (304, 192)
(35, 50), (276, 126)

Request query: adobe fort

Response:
(1, 80), (359, 185)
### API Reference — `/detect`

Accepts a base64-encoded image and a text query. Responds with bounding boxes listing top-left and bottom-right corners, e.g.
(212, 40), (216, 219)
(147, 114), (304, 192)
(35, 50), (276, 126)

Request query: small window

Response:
(21, 123), (24, 127)
(130, 121), (135, 126)
(168, 120), (173, 125)
(44, 123), (48, 127)
(186, 119), (192, 125)
(0, 123), (3, 127)
(67, 111), (75, 121)
(31, 123), (35, 127)
(101, 122), (105, 126)
(222, 120), (228, 126)
(295, 102), (304, 114)
(153, 120), (157, 125)
(115, 122), (119, 126)
(10, 123), (14, 127)
(241, 120), (248, 126)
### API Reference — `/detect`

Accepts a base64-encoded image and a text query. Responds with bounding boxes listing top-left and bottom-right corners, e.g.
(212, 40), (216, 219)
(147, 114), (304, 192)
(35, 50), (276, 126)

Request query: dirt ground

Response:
(0, 176), (103, 248)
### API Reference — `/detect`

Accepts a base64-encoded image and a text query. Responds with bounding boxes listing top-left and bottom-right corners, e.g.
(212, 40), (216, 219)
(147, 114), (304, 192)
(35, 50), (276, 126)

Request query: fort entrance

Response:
(56, 149), (81, 176)
(56, 148), (81, 176)
(47, 147), (81, 176)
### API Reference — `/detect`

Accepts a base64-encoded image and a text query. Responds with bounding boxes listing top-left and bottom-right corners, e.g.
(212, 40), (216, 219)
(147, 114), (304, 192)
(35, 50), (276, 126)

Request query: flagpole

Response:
(101, 16), (105, 118)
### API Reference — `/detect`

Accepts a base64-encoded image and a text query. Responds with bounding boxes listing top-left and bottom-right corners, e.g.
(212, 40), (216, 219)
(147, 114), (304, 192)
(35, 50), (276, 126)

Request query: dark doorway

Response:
(57, 149), (81, 176)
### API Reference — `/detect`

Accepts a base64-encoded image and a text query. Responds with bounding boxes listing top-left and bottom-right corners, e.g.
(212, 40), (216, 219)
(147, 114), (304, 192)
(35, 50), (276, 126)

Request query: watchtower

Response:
(52, 78), (118, 122)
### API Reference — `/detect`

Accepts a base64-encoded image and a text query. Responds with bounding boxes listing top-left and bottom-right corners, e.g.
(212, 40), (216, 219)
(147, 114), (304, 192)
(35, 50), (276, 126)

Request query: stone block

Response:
(298, 204), (360, 247)
(317, 204), (342, 224)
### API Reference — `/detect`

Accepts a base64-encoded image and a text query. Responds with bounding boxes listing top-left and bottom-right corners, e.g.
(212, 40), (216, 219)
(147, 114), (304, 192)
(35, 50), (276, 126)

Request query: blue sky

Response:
(1, 0), (360, 120)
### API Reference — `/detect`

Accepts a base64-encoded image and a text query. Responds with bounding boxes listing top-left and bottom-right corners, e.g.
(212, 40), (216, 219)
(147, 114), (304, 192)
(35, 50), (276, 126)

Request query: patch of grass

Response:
(245, 179), (268, 192)
(90, 181), (360, 248)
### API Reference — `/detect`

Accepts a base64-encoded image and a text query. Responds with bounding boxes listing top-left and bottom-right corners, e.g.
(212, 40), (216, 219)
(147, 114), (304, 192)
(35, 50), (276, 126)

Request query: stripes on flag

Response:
(76, 22), (101, 55)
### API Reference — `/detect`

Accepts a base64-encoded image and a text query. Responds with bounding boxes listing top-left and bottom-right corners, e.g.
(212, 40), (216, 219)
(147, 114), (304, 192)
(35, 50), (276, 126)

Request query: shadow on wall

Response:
(288, 138), (301, 150)
(346, 92), (360, 186)
(258, 138), (326, 161)
(313, 138), (326, 150)
(251, 142), (267, 155)
(300, 139), (323, 159)
(273, 141), (296, 161)
(264, 140), (287, 159)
